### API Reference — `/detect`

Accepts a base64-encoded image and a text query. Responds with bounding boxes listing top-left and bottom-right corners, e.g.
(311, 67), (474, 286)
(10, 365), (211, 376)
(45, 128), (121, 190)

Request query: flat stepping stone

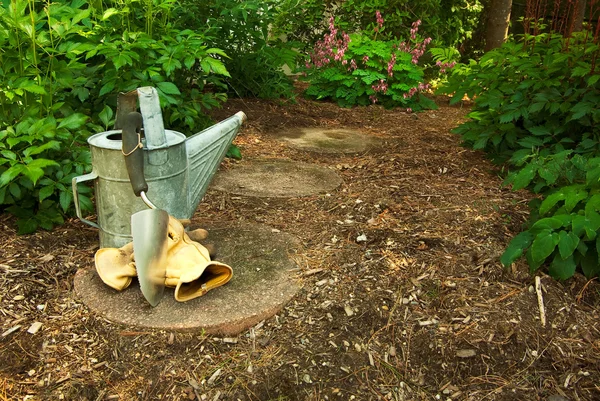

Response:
(211, 159), (342, 197)
(74, 223), (301, 334)
(278, 127), (372, 153)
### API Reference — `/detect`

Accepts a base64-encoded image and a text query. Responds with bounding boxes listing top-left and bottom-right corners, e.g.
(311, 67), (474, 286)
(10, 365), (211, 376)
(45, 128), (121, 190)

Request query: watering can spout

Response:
(186, 111), (246, 217)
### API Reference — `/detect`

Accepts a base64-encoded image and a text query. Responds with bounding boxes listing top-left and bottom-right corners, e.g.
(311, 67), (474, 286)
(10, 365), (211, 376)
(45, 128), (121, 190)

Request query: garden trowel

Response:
(121, 111), (168, 307)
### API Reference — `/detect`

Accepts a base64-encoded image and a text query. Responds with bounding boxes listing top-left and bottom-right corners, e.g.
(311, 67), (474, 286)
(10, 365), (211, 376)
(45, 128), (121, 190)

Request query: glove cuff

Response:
(174, 261), (233, 302)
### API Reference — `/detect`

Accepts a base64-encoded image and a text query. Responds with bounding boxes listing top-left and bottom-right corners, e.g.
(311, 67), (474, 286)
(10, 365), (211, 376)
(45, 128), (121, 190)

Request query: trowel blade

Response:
(131, 208), (169, 307)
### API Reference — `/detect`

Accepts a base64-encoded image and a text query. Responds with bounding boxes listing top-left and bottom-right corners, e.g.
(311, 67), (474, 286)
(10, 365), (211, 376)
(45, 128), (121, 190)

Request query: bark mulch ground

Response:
(1, 94), (599, 401)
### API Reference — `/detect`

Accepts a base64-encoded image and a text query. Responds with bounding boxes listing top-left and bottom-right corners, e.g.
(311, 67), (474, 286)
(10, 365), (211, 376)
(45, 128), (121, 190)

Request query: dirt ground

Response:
(1, 93), (599, 401)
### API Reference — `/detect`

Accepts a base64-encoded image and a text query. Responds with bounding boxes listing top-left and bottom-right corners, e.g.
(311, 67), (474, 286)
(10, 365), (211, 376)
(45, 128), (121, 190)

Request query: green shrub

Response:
(301, 15), (439, 110)
(441, 32), (600, 279)
(0, 0), (228, 233)
(442, 33), (600, 164)
(501, 156), (600, 280)
(273, 0), (484, 53)
(175, 0), (298, 99)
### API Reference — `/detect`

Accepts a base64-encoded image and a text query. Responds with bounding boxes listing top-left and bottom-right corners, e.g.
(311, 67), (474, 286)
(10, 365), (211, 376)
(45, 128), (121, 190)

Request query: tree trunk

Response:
(485, 0), (513, 51)
(571, 0), (587, 33)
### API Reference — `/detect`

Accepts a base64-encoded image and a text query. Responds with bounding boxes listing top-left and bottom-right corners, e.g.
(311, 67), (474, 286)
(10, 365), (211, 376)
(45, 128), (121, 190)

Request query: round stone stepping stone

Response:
(278, 127), (372, 153)
(211, 159), (342, 197)
(74, 223), (301, 334)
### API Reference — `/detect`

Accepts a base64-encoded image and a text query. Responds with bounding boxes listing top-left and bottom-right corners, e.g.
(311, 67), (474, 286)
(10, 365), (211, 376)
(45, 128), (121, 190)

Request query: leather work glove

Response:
(95, 242), (137, 291)
(163, 217), (233, 302)
(94, 218), (232, 301)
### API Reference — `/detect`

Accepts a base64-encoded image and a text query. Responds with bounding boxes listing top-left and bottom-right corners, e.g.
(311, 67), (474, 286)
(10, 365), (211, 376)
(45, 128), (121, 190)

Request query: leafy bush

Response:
(441, 32), (600, 279)
(442, 33), (600, 164)
(273, 0), (484, 52)
(0, 0), (229, 233)
(301, 15), (439, 110)
(501, 156), (600, 280)
(175, 0), (298, 99)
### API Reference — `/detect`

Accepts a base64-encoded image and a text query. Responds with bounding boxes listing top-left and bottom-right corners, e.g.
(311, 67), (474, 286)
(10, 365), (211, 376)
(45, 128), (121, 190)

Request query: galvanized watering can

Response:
(72, 87), (246, 248)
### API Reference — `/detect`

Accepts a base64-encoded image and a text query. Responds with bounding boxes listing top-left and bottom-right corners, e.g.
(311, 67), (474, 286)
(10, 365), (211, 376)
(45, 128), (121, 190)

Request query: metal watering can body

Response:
(72, 87), (245, 248)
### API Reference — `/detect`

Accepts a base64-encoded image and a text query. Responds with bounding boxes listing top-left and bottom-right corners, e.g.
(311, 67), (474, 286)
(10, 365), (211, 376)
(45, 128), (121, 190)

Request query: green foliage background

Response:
(441, 32), (600, 279)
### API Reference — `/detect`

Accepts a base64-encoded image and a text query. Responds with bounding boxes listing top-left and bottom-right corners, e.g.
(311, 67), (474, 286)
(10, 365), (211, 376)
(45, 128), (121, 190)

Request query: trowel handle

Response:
(121, 111), (148, 197)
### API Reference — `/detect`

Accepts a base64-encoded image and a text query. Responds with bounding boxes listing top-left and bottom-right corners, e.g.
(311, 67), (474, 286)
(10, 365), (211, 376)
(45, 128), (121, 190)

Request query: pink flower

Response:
(375, 10), (384, 30)
(362, 55), (369, 64)
(387, 52), (396, 76)
(406, 108), (413, 113)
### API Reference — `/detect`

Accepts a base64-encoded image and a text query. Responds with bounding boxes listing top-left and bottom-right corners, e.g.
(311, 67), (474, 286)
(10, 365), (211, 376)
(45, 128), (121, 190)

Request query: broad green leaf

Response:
(528, 126), (550, 136)
(99, 81), (115, 97)
(59, 190), (73, 213)
(531, 217), (563, 231)
(38, 185), (54, 201)
(541, 191), (569, 215)
(500, 231), (534, 266)
(549, 254), (576, 280)
(157, 82), (181, 95)
(20, 83), (47, 95)
(572, 214), (587, 236)
(565, 188), (588, 212)
(16, 218), (38, 235)
(0, 165), (24, 187)
(226, 144), (242, 160)
(58, 113), (88, 130)
(98, 105), (114, 128)
(23, 141), (60, 157)
(205, 47), (228, 57)
(531, 230), (558, 262)
(102, 8), (119, 20)
(9, 182), (21, 198)
(204, 57), (231, 77)
(557, 230), (579, 259)
(580, 249), (600, 278)
(22, 167), (45, 186)
(511, 164), (536, 191)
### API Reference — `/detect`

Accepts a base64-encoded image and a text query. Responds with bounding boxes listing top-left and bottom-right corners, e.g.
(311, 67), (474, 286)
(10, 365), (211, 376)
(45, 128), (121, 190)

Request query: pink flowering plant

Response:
(301, 13), (439, 110)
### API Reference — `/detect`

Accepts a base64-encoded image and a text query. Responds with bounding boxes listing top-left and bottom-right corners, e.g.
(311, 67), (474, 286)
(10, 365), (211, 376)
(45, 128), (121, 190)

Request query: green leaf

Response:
(539, 189), (567, 216)
(0, 165), (24, 187)
(38, 184), (54, 201)
(580, 249), (600, 278)
(528, 126), (550, 136)
(102, 8), (119, 20)
(565, 188), (588, 212)
(557, 230), (579, 259)
(98, 105), (114, 128)
(20, 83), (47, 95)
(501, 231), (534, 266)
(99, 81), (115, 97)
(9, 182), (21, 198)
(531, 230), (558, 262)
(203, 57), (230, 77)
(157, 82), (181, 95)
(59, 190), (72, 213)
(531, 217), (563, 231)
(226, 144), (242, 160)
(511, 164), (536, 191)
(16, 217), (38, 235)
(549, 254), (576, 280)
(58, 113), (88, 130)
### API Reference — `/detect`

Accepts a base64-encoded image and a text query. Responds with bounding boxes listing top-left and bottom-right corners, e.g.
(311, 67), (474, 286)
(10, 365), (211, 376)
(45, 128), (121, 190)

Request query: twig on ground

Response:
(535, 276), (546, 327)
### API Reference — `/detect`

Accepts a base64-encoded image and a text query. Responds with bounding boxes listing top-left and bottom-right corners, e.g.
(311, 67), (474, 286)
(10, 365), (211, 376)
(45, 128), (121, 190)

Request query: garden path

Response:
(1, 96), (599, 401)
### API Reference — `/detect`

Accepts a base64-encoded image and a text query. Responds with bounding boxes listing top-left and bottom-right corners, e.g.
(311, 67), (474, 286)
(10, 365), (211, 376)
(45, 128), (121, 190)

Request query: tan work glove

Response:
(163, 217), (233, 302)
(95, 242), (137, 291)
(94, 218), (232, 302)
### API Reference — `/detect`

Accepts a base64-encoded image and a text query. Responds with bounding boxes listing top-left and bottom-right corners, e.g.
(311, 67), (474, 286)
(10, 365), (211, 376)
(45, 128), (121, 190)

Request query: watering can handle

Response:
(72, 171), (100, 229)
(115, 87), (167, 150)
(121, 112), (148, 196)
